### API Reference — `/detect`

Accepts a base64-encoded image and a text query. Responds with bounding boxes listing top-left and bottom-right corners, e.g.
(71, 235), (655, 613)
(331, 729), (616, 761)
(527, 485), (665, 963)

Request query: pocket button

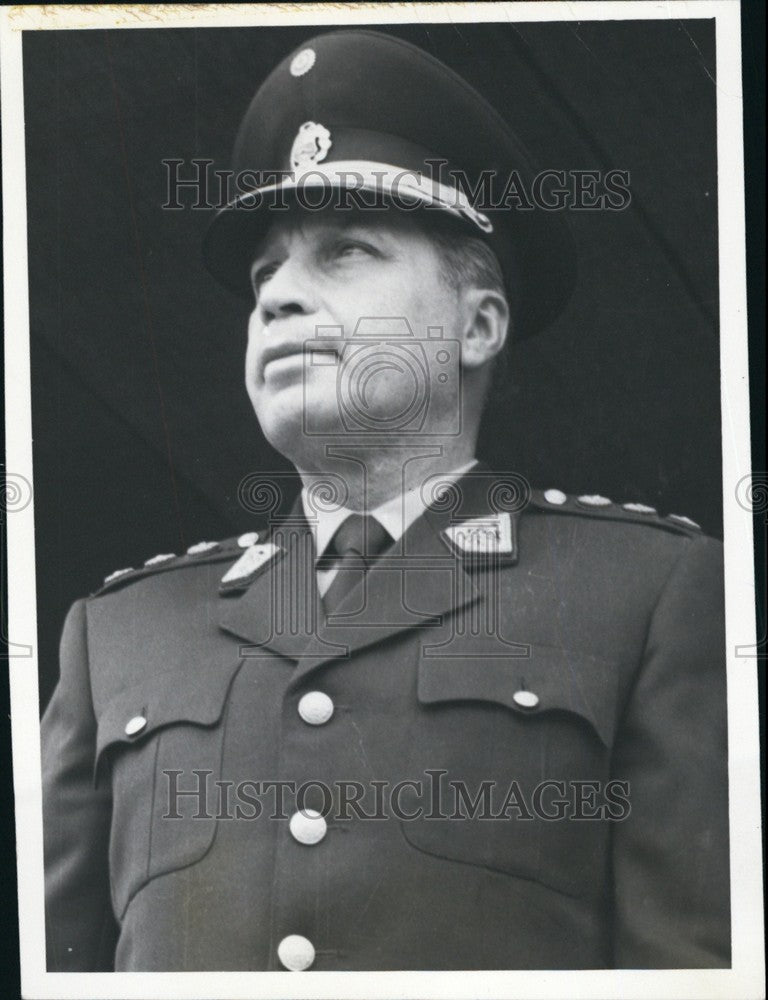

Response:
(124, 714), (147, 736)
(512, 690), (539, 710)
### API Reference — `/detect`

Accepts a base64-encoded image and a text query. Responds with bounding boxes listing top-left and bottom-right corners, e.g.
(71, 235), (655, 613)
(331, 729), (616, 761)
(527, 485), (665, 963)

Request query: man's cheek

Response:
(244, 320), (262, 380)
(244, 345), (264, 413)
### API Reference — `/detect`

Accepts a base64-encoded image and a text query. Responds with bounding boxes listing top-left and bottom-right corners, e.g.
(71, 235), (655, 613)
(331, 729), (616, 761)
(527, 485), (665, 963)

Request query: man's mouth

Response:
(260, 342), (340, 381)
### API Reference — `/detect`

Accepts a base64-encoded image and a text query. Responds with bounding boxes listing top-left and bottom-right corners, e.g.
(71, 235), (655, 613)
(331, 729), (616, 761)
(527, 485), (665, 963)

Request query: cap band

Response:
(233, 159), (493, 235)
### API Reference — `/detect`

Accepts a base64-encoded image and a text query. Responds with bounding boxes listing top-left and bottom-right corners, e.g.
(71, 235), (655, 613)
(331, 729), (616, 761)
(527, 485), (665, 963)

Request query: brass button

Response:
(290, 48), (316, 78)
(289, 809), (327, 846)
(277, 934), (315, 971)
(298, 691), (334, 726)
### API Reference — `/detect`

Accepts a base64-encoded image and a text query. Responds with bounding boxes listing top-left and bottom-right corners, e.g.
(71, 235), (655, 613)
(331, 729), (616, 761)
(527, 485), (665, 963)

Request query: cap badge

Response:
(290, 121), (332, 171)
(290, 48), (316, 77)
(444, 513), (513, 556)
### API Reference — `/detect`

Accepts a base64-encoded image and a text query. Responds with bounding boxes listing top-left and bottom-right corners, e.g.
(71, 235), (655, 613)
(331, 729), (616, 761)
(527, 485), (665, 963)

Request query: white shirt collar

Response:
(302, 459), (478, 559)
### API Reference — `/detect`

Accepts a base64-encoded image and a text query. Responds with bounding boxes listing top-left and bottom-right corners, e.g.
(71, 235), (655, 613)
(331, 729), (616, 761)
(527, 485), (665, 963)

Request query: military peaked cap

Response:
(203, 29), (577, 338)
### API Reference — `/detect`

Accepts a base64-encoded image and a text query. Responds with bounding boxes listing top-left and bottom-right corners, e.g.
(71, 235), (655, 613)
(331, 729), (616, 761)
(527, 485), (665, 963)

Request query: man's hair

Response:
(428, 229), (507, 302)
(425, 221), (512, 407)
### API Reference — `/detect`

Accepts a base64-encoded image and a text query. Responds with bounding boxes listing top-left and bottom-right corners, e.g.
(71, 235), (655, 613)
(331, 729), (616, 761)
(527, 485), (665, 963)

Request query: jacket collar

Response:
(302, 458), (479, 560)
(218, 464), (520, 679)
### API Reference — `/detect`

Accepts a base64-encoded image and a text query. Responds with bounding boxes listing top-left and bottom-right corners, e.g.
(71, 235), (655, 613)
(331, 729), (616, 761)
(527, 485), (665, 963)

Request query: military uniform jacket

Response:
(42, 472), (730, 971)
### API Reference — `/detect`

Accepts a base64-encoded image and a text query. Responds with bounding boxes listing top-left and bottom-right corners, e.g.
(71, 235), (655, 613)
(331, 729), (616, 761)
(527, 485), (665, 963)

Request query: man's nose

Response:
(257, 258), (317, 325)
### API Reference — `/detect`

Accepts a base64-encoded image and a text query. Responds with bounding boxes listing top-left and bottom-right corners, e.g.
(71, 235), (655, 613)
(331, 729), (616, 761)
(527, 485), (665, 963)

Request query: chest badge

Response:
(220, 542), (283, 593)
(290, 121), (332, 171)
(443, 512), (515, 558)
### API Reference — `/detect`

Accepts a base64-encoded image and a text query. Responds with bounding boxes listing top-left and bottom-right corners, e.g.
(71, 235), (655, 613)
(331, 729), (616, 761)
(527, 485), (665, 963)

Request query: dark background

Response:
(22, 20), (721, 710)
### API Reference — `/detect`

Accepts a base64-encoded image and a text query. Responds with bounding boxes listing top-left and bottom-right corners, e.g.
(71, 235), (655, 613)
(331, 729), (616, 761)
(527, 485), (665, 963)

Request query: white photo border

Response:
(2, 3), (763, 998)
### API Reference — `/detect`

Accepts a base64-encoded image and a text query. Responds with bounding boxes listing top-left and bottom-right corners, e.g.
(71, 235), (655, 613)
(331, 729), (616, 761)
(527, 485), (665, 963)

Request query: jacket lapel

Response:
(218, 509), (347, 661)
(218, 467), (521, 681)
(304, 501), (480, 651)
(288, 469), (516, 687)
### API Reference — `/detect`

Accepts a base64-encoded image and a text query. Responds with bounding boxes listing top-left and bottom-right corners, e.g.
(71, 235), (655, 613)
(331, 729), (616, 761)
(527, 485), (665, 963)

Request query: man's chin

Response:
(255, 402), (345, 460)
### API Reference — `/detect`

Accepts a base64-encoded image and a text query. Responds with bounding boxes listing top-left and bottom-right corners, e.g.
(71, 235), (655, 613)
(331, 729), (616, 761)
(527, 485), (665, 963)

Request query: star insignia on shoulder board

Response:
(103, 567), (134, 584)
(186, 541), (219, 555)
(535, 487), (702, 533)
(95, 533), (257, 596)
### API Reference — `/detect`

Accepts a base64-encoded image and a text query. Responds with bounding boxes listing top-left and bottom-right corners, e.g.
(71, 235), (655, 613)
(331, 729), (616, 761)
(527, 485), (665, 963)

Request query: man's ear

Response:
(459, 288), (510, 369)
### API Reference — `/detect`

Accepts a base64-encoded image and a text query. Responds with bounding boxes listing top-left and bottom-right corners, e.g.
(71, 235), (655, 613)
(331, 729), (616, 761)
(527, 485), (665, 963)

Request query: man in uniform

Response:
(42, 30), (730, 971)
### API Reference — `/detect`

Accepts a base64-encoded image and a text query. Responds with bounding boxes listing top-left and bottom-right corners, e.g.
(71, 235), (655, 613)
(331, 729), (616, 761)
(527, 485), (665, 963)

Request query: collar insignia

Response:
(290, 121), (332, 171)
(443, 512), (514, 557)
(220, 542), (283, 593)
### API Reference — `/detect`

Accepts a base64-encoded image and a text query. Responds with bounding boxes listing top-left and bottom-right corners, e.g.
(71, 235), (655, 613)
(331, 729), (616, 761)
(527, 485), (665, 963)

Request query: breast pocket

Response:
(402, 645), (620, 897)
(94, 661), (241, 919)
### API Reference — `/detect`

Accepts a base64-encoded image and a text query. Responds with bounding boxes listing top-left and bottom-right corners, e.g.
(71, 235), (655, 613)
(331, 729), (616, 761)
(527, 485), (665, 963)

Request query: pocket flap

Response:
(95, 663), (238, 778)
(417, 645), (617, 747)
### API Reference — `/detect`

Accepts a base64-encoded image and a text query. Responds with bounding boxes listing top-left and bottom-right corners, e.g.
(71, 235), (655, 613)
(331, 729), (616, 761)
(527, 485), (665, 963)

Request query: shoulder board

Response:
(91, 529), (265, 598)
(527, 488), (705, 537)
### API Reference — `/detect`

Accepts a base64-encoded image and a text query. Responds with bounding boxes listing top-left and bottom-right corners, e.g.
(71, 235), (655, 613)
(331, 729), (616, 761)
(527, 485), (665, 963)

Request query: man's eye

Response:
(334, 241), (376, 260)
(251, 263), (278, 293)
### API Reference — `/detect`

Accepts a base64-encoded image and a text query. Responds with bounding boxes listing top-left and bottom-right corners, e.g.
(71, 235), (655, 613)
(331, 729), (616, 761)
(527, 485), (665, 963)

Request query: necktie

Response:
(322, 513), (392, 613)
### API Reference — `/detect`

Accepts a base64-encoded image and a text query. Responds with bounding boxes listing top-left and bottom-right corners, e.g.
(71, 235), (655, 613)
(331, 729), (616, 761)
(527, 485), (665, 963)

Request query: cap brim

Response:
(203, 165), (576, 340)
